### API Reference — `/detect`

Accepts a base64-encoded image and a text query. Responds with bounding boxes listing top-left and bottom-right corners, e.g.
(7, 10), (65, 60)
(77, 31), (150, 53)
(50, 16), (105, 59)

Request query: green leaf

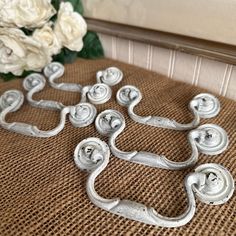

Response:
(0, 73), (15, 81)
(21, 28), (33, 36)
(20, 70), (35, 78)
(53, 48), (78, 64)
(66, 0), (84, 15)
(51, 0), (60, 11)
(63, 48), (78, 63)
(53, 50), (66, 64)
(50, 0), (60, 22)
(78, 31), (104, 59)
(0, 70), (36, 81)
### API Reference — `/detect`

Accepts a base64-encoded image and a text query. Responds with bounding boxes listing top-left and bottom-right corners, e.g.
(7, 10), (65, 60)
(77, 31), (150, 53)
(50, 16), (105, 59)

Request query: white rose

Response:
(0, 0), (56, 28)
(0, 28), (52, 76)
(33, 22), (62, 56)
(54, 2), (87, 51)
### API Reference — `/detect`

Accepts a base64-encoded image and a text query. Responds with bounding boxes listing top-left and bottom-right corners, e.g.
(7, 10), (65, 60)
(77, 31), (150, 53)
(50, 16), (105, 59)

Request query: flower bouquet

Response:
(0, 0), (104, 80)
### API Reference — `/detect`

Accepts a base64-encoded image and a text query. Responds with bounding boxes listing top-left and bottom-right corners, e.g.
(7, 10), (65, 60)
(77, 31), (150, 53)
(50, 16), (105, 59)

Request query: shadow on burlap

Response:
(0, 58), (235, 236)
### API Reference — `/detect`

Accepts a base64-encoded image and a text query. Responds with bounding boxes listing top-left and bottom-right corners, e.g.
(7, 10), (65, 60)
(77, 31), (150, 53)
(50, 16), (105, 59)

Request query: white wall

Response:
(82, 0), (236, 46)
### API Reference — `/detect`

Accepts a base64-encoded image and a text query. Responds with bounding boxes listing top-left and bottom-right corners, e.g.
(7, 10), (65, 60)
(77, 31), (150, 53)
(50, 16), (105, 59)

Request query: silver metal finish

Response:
(116, 85), (220, 130)
(0, 90), (97, 137)
(74, 138), (234, 227)
(95, 109), (228, 170)
(96, 67), (123, 86)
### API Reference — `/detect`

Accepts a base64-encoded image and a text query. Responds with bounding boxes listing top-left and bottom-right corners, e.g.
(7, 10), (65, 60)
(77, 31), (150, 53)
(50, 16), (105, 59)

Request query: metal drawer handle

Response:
(23, 74), (111, 118)
(116, 85), (220, 130)
(95, 110), (228, 170)
(44, 62), (123, 90)
(23, 74), (97, 127)
(23, 73), (65, 111)
(74, 137), (234, 227)
(44, 61), (82, 92)
(0, 90), (97, 137)
(43, 62), (123, 104)
(96, 66), (123, 86)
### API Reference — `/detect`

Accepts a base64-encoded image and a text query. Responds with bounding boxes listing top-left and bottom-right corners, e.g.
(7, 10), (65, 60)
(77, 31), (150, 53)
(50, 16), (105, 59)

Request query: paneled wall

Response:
(99, 33), (236, 101)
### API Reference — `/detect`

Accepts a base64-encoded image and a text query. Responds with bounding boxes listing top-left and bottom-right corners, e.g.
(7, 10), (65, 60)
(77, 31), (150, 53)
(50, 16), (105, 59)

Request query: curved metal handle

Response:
(116, 85), (220, 131)
(0, 90), (98, 137)
(74, 138), (234, 227)
(96, 67), (123, 86)
(23, 73), (65, 111)
(23, 73), (110, 116)
(43, 62), (121, 105)
(95, 110), (228, 170)
(44, 62), (83, 92)
(0, 90), (70, 137)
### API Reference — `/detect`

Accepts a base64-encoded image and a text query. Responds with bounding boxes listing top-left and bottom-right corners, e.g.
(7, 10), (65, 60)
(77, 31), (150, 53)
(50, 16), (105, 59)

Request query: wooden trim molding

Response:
(87, 18), (236, 65)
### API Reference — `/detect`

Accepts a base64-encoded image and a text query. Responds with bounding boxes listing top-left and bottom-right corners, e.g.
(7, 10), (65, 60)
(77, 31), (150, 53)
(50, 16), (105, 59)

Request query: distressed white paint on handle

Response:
(116, 85), (221, 130)
(74, 137), (234, 227)
(95, 110), (228, 170)
(0, 90), (97, 137)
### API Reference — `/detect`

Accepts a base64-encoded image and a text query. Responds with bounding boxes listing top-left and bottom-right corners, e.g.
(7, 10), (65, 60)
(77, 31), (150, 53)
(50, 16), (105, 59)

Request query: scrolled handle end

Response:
(190, 124), (228, 155)
(96, 67), (123, 86)
(193, 163), (234, 205)
(0, 89), (24, 112)
(23, 73), (46, 91)
(74, 137), (110, 172)
(44, 61), (65, 79)
(116, 85), (141, 107)
(87, 83), (112, 105)
(69, 103), (97, 128)
(95, 109), (125, 136)
(190, 93), (220, 119)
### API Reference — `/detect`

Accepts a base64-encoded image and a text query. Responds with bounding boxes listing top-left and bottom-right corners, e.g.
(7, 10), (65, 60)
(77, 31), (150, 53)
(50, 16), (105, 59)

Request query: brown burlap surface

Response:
(0, 58), (235, 236)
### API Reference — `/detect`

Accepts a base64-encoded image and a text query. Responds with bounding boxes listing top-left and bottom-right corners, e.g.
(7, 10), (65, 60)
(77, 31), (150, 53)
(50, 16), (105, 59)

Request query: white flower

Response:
(0, 0), (56, 28)
(0, 28), (52, 76)
(54, 2), (87, 51)
(33, 22), (62, 56)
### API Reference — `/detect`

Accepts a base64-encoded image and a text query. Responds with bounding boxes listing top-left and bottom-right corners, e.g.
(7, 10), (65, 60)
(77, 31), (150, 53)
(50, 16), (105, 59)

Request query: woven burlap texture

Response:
(0, 59), (235, 236)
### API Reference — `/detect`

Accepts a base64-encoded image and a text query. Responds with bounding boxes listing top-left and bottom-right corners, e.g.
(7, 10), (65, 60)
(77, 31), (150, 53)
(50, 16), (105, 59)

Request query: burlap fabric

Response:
(0, 59), (235, 236)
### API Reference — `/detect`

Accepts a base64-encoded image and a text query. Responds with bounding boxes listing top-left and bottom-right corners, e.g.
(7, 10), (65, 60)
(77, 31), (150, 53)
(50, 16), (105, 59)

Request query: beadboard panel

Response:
(116, 37), (130, 63)
(98, 33), (236, 101)
(197, 59), (227, 94)
(226, 67), (236, 99)
(151, 46), (170, 77)
(172, 52), (196, 83)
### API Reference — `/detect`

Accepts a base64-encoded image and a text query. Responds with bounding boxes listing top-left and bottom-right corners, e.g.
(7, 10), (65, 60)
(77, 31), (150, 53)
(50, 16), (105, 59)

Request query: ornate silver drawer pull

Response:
(23, 73), (65, 110)
(43, 62), (123, 104)
(74, 137), (234, 227)
(44, 61), (82, 92)
(0, 90), (97, 137)
(95, 110), (228, 170)
(23, 73), (111, 112)
(44, 62), (123, 90)
(116, 85), (220, 130)
(96, 66), (123, 86)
